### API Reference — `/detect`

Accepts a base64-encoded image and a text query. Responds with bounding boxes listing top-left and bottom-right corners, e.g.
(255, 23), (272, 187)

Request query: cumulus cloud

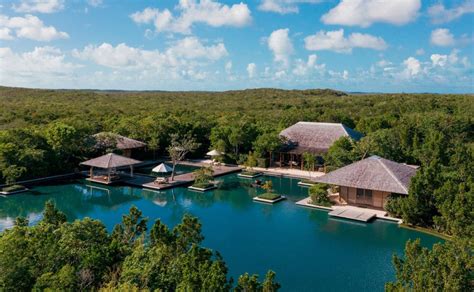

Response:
(0, 14), (69, 41)
(430, 28), (455, 46)
(321, 0), (421, 27)
(292, 54), (325, 76)
(402, 57), (421, 77)
(130, 0), (251, 34)
(258, 0), (321, 14)
(72, 37), (227, 71)
(12, 0), (64, 13)
(304, 29), (387, 53)
(428, 1), (474, 24)
(247, 63), (256, 78)
(0, 27), (14, 40)
(268, 28), (294, 66)
(0, 46), (79, 87)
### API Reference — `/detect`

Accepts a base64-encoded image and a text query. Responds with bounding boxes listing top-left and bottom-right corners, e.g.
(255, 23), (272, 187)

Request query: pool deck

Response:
(296, 197), (402, 223)
(252, 167), (325, 180)
(126, 163), (242, 190)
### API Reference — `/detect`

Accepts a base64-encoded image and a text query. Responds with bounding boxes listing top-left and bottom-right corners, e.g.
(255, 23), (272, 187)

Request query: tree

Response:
(112, 206), (148, 246)
(309, 184), (331, 207)
(167, 133), (200, 181)
(385, 239), (472, 291)
(323, 137), (357, 171)
(302, 152), (316, 177)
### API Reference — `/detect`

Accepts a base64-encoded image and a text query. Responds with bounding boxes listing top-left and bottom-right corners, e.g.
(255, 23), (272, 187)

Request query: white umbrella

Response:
(206, 149), (223, 156)
(152, 163), (173, 173)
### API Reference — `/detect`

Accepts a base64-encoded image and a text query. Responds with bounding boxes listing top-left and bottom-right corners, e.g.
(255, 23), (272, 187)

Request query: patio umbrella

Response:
(206, 149), (223, 157)
(152, 163), (173, 173)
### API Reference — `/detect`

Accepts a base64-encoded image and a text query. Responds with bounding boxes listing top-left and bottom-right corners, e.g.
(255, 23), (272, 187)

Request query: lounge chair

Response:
(154, 177), (169, 185)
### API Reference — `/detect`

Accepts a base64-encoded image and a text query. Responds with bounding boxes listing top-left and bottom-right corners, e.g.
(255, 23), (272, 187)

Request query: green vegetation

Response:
(257, 193), (281, 201)
(385, 239), (472, 291)
(0, 201), (279, 291)
(192, 166), (214, 189)
(309, 184), (332, 207)
(0, 86), (472, 289)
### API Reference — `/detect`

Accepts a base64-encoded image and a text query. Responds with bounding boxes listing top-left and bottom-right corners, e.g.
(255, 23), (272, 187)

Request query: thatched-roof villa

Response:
(94, 132), (147, 157)
(276, 122), (363, 170)
(313, 155), (418, 209)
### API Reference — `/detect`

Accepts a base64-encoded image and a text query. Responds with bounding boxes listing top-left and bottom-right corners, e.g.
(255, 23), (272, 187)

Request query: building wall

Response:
(339, 186), (391, 209)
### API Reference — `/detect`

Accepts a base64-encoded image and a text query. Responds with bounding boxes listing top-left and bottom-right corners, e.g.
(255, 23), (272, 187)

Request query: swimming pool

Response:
(0, 174), (442, 291)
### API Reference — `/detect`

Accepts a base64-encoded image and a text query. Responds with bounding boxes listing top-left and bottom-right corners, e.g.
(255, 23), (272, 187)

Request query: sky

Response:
(0, 0), (473, 93)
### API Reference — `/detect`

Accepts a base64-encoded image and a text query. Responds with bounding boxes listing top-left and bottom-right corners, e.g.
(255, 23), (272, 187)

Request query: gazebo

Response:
(80, 153), (142, 184)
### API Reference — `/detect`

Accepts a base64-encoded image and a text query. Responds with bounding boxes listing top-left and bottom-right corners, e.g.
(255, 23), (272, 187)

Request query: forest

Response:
(0, 86), (473, 290)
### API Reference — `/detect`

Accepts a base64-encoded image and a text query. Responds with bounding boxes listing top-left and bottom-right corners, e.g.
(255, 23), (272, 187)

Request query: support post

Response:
(130, 165), (134, 177)
(89, 167), (93, 178)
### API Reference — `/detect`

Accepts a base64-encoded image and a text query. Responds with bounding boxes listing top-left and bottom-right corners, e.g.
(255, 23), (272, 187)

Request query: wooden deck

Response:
(126, 163), (242, 191)
(328, 208), (376, 222)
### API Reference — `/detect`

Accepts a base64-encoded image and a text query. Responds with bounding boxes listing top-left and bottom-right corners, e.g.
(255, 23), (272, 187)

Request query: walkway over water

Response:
(126, 162), (242, 190)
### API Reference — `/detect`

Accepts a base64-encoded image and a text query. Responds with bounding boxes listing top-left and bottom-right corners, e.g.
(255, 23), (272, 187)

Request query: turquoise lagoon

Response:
(0, 174), (442, 291)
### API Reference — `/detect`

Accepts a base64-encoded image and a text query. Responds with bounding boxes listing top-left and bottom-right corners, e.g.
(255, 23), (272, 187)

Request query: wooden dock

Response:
(328, 208), (376, 222)
(125, 163), (242, 191)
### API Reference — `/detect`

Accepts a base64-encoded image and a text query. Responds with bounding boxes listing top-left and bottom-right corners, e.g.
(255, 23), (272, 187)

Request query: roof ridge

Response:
(376, 158), (408, 193)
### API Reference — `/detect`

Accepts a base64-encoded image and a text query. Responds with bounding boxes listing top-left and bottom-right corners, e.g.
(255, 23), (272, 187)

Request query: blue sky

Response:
(0, 0), (473, 93)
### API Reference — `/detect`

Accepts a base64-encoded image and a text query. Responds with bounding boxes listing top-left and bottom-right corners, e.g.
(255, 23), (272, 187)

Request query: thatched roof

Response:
(94, 132), (147, 150)
(313, 156), (418, 194)
(279, 122), (363, 154)
(81, 153), (142, 169)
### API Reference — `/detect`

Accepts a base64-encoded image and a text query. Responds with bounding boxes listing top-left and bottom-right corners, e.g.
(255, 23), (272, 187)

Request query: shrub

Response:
(384, 195), (404, 217)
(309, 184), (331, 207)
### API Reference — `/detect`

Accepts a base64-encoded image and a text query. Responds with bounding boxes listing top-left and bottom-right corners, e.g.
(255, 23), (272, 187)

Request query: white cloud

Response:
(416, 48), (425, 55)
(0, 14), (69, 41)
(130, 0), (251, 34)
(247, 63), (256, 78)
(268, 28), (293, 66)
(428, 1), (474, 24)
(304, 29), (387, 53)
(342, 70), (349, 80)
(402, 57), (421, 77)
(430, 28), (455, 46)
(0, 27), (13, 40)
(431, 54), (448, 67)
(321, 0), (421, 27)
(0, 46), (79, 87)
(225, 61), (232, 74)
(72, 37), (227, 70)
(87, 0), (103, 7)
(12, 0), (64, 13)
(292, 54), (325, 76)
(258, 0), (321, 14)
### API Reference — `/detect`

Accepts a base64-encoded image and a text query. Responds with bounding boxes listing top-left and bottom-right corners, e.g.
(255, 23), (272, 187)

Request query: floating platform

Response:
(238, 172), (263, 178)
(188, 185), (218, 192)
(125, 163), (242, 191)
(253, 195), (286, 204)
(328, 208), (376, 222)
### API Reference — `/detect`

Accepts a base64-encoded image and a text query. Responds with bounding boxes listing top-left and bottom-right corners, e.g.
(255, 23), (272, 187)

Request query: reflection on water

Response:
(0, 174), (442, 291)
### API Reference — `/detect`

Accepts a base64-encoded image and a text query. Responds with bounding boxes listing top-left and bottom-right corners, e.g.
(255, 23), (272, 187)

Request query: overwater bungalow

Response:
(93, 132), (147, 158)
(313, 155), (418, 209)
(276, 122), (363, 170)
(80, 153), (142, 185)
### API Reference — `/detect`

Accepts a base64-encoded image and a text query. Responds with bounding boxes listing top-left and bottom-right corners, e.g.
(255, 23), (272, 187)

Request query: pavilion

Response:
(80, 153), (142, 185)
(276, 122), (363, 171)
(313, 155), (418, 209)
(93, 132), (147, 158)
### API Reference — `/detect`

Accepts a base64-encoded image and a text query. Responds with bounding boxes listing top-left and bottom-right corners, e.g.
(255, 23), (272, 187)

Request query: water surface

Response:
(0, 174), (442, 291)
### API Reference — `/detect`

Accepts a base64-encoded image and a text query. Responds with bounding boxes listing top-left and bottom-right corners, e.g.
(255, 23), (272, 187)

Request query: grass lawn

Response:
(258, 193), (281, 200)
